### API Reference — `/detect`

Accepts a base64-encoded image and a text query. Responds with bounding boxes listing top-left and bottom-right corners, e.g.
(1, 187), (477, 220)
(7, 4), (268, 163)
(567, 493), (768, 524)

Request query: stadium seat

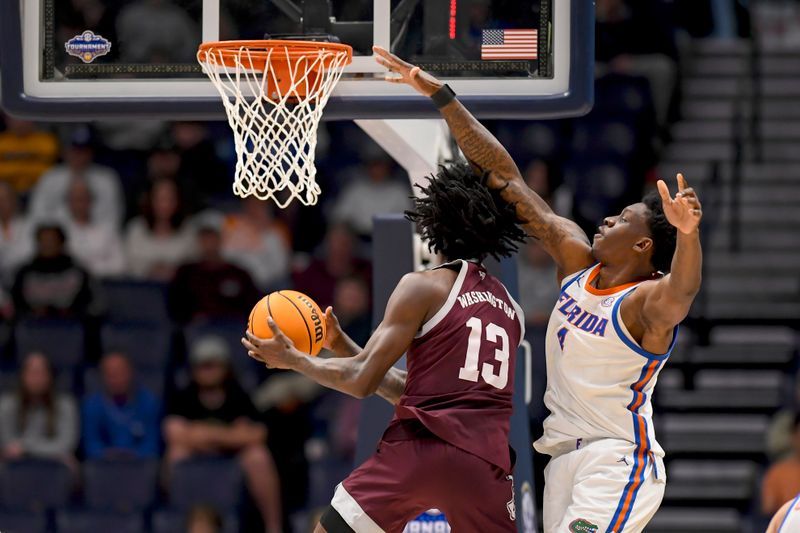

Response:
(100, 321), (172, 372)
(101, 279), (169, 323)
(0, 459), (72, 512)
(648, 507), (742, 533)
(659, 414), (769, 455)
(55, 510), (143, 533)
(663, 460), (758, 506)
(0, 511), (47, 533)
(184, 320), (266, 392)
(169, 457), (244, 511)
(152, 509), (239, 533)
(83, 458), (159, 512)
(14, 319), (84, 372)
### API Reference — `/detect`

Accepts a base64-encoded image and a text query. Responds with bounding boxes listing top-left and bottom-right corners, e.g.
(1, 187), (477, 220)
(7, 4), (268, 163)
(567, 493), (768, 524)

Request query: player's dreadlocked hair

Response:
(405, 162), (527, 261)
(642, 190), (678, 273)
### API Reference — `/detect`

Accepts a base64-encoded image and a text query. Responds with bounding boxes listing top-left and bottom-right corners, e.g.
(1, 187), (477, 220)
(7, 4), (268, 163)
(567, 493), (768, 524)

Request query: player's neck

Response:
(595, 262), (654, 290)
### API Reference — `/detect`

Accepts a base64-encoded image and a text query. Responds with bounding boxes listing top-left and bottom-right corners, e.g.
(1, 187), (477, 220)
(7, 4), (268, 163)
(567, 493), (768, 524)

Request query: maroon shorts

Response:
(323, 420), (516, 533)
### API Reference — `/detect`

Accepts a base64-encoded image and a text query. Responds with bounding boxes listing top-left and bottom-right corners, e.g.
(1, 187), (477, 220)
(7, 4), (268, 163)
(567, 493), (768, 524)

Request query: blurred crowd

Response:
(0, 111), (410, 531)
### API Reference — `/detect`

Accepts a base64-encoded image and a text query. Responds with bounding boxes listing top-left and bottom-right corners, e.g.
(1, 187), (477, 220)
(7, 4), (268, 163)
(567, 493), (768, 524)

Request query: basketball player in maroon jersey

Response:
(244, 164), (528, 532)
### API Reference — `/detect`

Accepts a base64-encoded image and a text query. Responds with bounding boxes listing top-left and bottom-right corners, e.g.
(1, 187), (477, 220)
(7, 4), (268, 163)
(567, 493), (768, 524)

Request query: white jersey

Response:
(534, 264), (678, 459)
(779, 494), (800, 532)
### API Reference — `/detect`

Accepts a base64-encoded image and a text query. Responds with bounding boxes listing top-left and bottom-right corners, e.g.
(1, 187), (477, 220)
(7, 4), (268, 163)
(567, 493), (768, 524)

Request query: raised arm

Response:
(243, 273), (438, 400)
(373, 46), (594, 281)
(623, 175), (703, 350)
(321, 306), (407, 405)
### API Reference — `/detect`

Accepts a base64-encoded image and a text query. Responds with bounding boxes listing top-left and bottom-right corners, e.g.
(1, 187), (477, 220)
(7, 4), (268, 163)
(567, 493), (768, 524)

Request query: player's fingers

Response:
(677, 173), (688, 191)
(267, 317), (291, 343)
(384, 75), (405, 83)
(656, 179), (671, 203)
(683, 195), (700, 207)
(410, 66), (421, 80)
(372, 46), (405, 68)
(241, 337), (258, 352)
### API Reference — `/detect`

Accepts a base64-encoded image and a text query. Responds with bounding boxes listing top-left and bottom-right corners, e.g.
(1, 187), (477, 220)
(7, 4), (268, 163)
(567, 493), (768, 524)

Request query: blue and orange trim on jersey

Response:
(606, 290), (677, 532)
(606, 358), (664, 532)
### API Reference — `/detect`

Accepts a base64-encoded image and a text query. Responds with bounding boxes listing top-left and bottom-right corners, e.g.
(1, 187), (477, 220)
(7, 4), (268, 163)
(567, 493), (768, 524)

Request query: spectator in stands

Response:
(0, 114), (59, 194)
(762, 413), (800, 515)
(11, 224), (96, 319)
(518, 240), (559, 327)
(331, 156), (411, 238)
(0, 182), (33, 282)
(186, 505), (224, 533)
(222, 197), (291, 290)
(125, 177), (196, 281)
(29, 126), (124, 229)
(0, 352), (78, 468)
(61, 177), (126, 278)
(82, 352), (161, 460)
(595, 0), (679, 128)
(292, 224), (371, 309)
(332, 275), (372, 347)
(164, 336), (282, 533)
(170, 213), (259, 323)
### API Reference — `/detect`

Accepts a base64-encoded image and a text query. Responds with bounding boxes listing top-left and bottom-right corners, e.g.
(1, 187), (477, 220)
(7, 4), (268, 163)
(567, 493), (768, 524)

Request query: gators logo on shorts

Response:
(569, 518), (599, 533)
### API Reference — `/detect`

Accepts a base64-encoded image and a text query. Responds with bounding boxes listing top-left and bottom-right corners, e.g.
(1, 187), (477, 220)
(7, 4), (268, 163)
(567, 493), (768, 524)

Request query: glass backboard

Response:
(0, 0), (593, 120)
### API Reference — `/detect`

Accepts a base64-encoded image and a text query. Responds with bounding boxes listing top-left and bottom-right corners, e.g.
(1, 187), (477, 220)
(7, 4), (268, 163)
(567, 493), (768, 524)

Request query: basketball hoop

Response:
(197, 40), (352, 207)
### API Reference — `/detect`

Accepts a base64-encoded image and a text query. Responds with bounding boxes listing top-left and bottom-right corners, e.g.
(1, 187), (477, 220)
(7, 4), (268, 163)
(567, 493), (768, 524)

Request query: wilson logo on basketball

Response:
(298, 295), (324, 343)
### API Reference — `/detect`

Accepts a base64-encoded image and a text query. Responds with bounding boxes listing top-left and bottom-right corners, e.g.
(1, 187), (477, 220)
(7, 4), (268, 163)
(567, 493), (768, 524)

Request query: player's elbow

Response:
(351, 377), (379, 399)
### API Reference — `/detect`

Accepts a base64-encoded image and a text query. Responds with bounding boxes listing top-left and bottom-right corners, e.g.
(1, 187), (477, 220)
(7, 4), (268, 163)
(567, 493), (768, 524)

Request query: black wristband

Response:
(431, 84), (456, 108)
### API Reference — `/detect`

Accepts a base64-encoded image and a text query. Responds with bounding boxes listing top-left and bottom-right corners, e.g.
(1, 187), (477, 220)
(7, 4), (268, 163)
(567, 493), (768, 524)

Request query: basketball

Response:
(248, 290), (326, 356)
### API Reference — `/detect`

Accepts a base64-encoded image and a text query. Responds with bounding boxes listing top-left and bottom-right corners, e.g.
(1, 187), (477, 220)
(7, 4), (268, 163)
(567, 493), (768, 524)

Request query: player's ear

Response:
(633, 237), (653, 254)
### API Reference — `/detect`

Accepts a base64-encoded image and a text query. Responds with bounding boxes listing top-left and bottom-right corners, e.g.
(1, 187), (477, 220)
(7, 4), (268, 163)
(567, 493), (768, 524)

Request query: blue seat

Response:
(83, 459), (158, 512)
(101, 279), (169, 323)
(0, 459), (72, 512)
(153, 509), (239, 533)
(0, 511), (47, 533)
(184, 320), (266, 392)
(14, 319), (84, 372)
(100, 322), (172, 372)
(169, 458), (243, 512)
(56, 510), (143, 533)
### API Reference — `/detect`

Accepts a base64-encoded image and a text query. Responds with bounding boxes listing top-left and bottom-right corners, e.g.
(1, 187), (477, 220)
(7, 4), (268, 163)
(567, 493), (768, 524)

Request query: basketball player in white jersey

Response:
(374, 46), (703, 533)
(767, 494), (800, 533)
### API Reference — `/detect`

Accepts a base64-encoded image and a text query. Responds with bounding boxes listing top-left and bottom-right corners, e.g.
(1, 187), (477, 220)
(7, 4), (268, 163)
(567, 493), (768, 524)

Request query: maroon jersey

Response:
(391, 259), (524, 472)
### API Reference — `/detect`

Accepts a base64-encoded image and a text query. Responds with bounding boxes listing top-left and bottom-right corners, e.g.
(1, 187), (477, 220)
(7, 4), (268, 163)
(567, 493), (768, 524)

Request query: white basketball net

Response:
(198, 43), (350, 207)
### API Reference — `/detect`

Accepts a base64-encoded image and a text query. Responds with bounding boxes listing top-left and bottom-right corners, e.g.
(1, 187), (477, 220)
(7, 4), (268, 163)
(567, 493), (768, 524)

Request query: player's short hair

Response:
(642, 191), (678, 273)
(406, 162), (527, 261)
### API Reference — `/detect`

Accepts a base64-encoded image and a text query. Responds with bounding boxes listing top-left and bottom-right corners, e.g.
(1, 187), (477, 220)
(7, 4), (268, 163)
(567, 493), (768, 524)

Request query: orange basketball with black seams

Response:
(248, 290), (326, 356)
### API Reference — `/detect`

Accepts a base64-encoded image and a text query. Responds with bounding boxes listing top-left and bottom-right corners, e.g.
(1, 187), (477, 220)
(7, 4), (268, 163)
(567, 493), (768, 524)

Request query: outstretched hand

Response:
(657, 173), (702, 235)
(373, 45), (444, 97)
(242, 319), (301, 370)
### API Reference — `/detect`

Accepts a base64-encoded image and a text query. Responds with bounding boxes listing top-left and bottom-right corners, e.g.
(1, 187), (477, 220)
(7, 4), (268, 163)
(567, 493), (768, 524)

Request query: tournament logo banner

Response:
(65, 31), (111, 63)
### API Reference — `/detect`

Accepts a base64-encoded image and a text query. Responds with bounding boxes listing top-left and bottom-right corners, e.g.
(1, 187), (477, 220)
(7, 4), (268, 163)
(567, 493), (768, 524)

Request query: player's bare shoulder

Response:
(394, 265), (460, 323)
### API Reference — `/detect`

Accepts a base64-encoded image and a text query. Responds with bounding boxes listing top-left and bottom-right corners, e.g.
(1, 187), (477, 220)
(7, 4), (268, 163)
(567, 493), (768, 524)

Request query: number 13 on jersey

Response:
(458, 317), (510, 389)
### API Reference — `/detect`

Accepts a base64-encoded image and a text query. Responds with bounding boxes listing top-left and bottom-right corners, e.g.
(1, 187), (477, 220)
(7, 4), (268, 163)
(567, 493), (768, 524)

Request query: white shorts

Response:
(542, 438), (666, 533)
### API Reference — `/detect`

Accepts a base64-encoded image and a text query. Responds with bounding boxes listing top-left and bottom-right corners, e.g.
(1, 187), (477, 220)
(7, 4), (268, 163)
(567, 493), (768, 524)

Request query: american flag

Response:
(481, 29), (538, 60)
